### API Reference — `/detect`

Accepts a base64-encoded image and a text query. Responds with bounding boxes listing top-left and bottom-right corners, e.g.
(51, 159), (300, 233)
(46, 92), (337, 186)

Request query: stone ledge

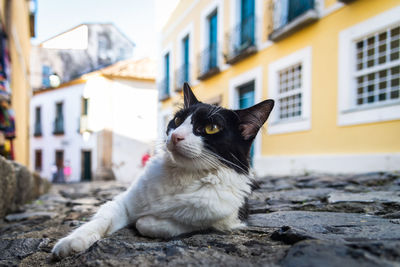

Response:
(0, 156), (51, 218)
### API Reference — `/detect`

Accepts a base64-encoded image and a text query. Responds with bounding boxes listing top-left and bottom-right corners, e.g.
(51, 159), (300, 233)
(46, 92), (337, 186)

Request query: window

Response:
(159, 53), (170, 100)
(338, 6), (400, 126)
(183, 35), (190, 83)
(198, 5), (220, 80)
(82, 97), (89, 116)
(277, 64), (302, 120)
(268, 47), (312, 134)
(354, 26), (399, 106)
(42, 65), (51, 88)
(53, 102), (64, 134)
(238, 81), (255, 161)
(229, 66), (263, 158)
(269, 0), (318, 41)
(34, 149), (42, 171)
(175, 35), (190, 90)
(34, 106), (42, 137)
(225, 0), (257, 64)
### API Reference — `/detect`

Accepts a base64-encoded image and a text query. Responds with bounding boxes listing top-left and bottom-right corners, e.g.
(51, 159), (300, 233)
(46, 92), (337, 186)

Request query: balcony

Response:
(158, 77), (170, 101)
(269, 0), (318, 41)
(197, 44), (220, 80)
(224, 15), (257, 65)
(53, 117), (64, 135)
(174, 64), (190, 92)
(33, 122), (42, 137)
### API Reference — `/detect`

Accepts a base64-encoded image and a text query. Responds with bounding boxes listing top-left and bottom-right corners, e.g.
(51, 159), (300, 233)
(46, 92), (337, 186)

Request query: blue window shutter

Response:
(165, 53), (170, 95)
(209, 12), (218, 69)
(183, 36), (189, 82)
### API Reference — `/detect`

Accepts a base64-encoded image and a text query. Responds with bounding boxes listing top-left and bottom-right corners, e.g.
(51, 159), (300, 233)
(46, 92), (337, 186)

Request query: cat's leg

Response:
(52, 193), (131, 258)
(135, 215), (195, 239)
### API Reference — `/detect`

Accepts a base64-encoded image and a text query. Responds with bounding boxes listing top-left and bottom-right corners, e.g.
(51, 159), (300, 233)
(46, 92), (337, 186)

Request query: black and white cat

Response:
(52, 83), (274, 258)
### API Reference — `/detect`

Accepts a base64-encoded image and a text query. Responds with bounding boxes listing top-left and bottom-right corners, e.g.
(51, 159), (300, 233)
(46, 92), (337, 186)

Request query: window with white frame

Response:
(354, 25), (399, 106)
(338, 6), (400, 126)
(277, 63), (302, 120)
(268, 47), (312, 134)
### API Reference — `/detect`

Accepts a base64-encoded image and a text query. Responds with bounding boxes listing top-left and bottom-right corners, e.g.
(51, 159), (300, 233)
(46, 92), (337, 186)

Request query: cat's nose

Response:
(171, 133), (184, 145)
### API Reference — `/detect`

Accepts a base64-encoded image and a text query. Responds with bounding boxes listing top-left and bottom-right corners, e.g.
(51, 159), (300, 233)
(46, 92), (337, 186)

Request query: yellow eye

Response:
(205, 124), (221, 134)
(174, 117), (182, 126)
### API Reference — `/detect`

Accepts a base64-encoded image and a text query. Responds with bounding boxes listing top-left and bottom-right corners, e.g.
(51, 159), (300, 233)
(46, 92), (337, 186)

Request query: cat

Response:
(52, 83), (274, 258)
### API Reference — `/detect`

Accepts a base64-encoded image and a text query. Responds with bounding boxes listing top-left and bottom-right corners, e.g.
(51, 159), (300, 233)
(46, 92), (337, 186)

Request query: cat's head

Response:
(165, 83), (274, 174)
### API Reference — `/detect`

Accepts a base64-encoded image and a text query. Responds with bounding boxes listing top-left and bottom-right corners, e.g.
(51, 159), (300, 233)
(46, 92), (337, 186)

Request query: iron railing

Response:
(174, 63), (190, 91)
(158, 77), (170, 101)
(225, 15), (257, 64)
(272, 0), (315, 31)
(33, 121), (42, 137)
(53, 117), (64, 135)
(197, 44), (220, 80)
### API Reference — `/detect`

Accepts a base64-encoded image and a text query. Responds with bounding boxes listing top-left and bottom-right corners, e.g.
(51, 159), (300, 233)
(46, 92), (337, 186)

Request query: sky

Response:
(33, 0), (179, 59)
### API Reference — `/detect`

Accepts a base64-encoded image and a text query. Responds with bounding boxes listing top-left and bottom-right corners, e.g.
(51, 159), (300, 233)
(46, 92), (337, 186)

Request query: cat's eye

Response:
(204, 124), (221, 134)
(174, 117), (182, 126)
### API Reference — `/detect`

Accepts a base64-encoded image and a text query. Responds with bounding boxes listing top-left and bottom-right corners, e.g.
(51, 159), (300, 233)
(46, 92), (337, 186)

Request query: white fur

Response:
(52, 115), (252, 258)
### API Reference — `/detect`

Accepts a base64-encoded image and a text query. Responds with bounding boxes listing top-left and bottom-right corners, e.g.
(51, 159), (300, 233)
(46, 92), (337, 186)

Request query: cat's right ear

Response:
(235, 99), (274, 140)
(183, 83), (199, 108)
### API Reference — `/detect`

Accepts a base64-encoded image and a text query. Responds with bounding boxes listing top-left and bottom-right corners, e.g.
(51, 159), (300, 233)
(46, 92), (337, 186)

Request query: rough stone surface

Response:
(0, 156), (51, 219)
(0, 156), (16, 218)
(0, 172), (399, 266)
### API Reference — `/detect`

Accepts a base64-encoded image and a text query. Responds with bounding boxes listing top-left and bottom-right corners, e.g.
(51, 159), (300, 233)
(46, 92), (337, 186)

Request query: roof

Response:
(33, 58), (155, 95)
(99, 58), (156, 81)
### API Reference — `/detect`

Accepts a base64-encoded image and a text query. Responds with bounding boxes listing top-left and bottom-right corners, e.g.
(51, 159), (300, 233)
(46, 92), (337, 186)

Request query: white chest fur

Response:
(124, 153), (252, 230)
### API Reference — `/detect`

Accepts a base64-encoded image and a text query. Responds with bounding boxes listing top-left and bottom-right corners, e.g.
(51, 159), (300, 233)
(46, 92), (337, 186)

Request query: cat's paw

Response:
(52, 233), (99, 259)
(200, 174), (220, 185)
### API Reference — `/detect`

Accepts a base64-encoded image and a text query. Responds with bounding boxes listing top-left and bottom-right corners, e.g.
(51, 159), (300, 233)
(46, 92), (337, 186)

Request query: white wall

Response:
(31, 77), (158, 183)
(109, 79), (158, 181)
(30, 83), (98, 182)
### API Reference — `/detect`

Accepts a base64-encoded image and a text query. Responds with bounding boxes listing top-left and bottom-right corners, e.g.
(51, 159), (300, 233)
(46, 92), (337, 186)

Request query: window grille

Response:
(355, 25), (400, 106)
(277, 63), (302, 120)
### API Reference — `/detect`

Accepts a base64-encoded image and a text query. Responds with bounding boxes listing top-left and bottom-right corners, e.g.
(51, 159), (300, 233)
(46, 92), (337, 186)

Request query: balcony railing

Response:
(174, 64), (190, 92)
(224, 15), (257, 64)
(158, 77), (170, 101)
(53, 117), (64, 135)
(33, 122), (42, 137)
(197, 44), (220, 80)
(269, 0), (318, 41)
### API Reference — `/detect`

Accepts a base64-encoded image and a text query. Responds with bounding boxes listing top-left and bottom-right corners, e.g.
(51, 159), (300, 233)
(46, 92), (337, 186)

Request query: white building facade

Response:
(30, 59), (157, 182)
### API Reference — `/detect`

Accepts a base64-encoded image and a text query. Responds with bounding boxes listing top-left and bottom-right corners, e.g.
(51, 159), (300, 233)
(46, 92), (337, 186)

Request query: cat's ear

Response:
(235, 99), (274, 140)
(183, 83), (199, 108)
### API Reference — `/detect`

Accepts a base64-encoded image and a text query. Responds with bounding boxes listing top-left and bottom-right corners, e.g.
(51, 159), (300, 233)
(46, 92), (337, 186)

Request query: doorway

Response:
(81, 150), (92, 181)
(238, 81), (255, 162)
(54, 150), (64, 183)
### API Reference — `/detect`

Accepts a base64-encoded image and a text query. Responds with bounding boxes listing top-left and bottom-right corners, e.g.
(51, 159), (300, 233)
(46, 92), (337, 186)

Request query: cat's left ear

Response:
(235, 99), (274, 140)
(183, 83), (199, 108)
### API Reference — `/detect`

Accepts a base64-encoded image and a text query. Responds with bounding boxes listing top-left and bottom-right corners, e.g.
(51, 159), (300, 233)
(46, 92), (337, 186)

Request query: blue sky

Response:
(33, 0), (160, 59)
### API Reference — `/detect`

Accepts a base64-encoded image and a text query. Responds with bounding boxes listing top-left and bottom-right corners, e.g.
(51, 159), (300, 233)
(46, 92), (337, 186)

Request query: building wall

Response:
(0, 0), (31, 166)
(158, 0), (400, 175)
(30, 24), (135, 90)
(31, 76), (157, 182)
(30, 83), (98, 182)
(110, 78), (158, 181)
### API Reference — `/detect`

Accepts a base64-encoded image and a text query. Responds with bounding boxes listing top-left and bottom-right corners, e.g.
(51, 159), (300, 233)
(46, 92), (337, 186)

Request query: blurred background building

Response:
(30, 23), (135, 91)
(0, 0), (35, 166)
(30, 57), (157, 182)
(157, 0), (400, 175)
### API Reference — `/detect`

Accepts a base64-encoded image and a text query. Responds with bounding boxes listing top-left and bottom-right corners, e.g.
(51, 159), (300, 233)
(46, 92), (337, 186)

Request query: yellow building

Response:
(158, 0), (400, 175)
(0, 0), (34, 166)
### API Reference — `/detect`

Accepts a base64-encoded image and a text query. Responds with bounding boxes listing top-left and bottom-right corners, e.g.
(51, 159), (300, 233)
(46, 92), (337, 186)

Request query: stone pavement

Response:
(0, 172), (400, 266)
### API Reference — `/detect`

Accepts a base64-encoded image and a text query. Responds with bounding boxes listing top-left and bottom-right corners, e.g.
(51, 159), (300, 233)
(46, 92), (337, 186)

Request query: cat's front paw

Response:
(52, 233), (99, 259)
